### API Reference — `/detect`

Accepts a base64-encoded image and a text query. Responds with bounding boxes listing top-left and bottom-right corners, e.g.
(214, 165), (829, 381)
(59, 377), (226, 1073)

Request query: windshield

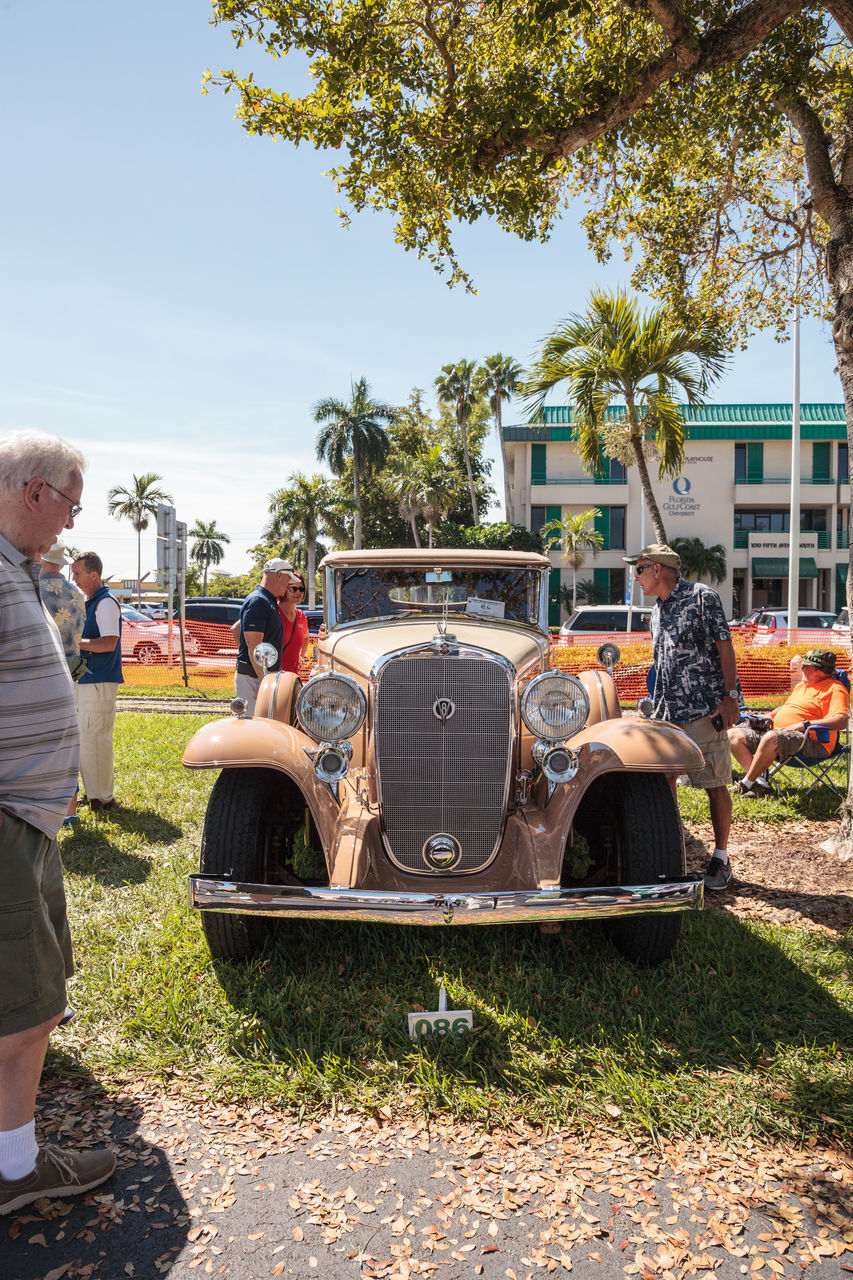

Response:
(333, 565), (544, 629)
(121, 607), (153, 623)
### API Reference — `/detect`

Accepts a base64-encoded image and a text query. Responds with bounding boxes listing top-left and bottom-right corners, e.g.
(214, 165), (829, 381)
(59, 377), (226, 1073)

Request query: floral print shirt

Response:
(40, 571), (85, 663)
(650, 577), (732, 724)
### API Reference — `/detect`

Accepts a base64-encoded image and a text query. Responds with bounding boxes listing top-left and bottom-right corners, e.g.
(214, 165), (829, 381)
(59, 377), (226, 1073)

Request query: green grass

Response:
(117, 683), (228, 700)
(53, 713), (853, 1142)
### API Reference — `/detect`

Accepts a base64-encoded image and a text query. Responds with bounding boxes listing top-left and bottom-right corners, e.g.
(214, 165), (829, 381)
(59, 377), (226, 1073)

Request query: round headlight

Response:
(521, 672), (589, 740)
(296, 674), (366, 742)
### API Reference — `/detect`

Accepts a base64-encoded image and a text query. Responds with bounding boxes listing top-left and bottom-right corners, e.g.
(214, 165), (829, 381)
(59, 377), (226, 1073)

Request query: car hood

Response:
(321, 619), (549, 678)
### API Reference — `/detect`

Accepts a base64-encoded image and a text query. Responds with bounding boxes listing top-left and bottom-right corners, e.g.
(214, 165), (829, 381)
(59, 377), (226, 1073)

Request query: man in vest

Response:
(71, 553), (123, 811)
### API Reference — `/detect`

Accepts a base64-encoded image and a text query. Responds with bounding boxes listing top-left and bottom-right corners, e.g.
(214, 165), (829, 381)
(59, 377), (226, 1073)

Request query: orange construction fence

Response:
(119, 620), (850, 707)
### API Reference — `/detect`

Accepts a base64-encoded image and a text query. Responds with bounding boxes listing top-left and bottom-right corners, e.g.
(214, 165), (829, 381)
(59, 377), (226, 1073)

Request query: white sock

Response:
(756, 772), (769, 785)
(0, 1120), (38, 1180)
(713, 848), (729, 865)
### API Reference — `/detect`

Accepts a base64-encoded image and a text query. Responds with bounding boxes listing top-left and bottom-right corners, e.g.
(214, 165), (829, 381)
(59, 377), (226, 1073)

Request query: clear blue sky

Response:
(0, 0), (839, 579)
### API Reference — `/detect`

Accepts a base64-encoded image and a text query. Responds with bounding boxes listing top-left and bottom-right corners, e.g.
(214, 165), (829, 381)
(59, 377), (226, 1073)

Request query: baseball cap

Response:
(263, 558), (293, 574)
(802, 647), (838, 675)
(623, 543), (682, 571)
(41, 541), (70, 566)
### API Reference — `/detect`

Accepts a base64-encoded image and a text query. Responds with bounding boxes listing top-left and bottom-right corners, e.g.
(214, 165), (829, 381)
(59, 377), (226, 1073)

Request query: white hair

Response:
(0, 429), (86, 495)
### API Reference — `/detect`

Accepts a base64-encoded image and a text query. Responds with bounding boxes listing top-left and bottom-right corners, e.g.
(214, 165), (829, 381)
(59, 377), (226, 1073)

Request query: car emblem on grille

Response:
(423, 833), (462, 870)
(432, 697), (456, 722)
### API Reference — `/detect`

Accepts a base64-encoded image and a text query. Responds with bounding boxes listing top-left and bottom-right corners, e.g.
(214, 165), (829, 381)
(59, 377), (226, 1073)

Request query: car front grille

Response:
(373, 653), (513, 873)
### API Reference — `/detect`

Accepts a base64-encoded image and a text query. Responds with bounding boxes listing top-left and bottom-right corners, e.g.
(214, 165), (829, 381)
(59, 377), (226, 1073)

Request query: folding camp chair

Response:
(766, 670), (851, 799)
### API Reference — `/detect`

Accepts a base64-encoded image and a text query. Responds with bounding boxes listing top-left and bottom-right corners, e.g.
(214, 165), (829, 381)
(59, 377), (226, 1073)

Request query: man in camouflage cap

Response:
(728, 647), (849, 797)
(625, 543), (740, 892)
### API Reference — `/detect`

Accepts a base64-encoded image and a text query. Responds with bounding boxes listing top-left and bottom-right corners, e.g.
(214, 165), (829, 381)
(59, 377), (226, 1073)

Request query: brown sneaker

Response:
(0, 1144), (116, 1216)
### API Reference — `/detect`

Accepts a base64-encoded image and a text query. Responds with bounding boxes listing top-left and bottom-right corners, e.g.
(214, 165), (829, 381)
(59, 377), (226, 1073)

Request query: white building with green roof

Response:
(503, 404), (849, 627)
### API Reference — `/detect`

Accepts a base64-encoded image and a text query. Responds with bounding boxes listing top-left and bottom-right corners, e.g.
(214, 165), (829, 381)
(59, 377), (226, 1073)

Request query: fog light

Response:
(312, 740), (352, 783)
(533, 739), (579, 783)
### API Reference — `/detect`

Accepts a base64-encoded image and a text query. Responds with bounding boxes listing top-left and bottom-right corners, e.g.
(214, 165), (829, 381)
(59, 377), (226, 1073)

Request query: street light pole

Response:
(787, 190), (803, 629)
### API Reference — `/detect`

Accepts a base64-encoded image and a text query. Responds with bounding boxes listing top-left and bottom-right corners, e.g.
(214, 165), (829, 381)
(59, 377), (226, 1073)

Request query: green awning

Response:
(752, 556), (818, 579)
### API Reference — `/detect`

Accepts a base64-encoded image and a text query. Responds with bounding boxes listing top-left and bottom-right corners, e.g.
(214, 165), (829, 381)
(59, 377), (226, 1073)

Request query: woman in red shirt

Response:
(277, 572), (311, 674)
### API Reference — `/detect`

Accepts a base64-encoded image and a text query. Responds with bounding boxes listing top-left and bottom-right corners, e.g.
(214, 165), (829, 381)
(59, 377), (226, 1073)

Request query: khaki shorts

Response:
(739, 724), (829, 764)
(676, 716), (732, 790)
(0, 809), (73, 1037)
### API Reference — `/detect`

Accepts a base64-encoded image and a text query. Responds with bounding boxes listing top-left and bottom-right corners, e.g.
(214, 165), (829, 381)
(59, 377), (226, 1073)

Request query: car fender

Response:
(183, 717), (341, 852)
(569, 717), (703, 771)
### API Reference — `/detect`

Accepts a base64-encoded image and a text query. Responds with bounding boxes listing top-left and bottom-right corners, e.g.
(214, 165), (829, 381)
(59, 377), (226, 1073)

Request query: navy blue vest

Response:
(79, 584), (124, 684)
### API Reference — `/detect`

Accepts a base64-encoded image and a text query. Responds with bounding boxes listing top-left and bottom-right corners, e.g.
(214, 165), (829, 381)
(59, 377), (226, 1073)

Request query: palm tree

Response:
(387, 454), (423, 547)
(106, 472), (173, 606)
(414, 444), (460, 548)
(266, 473), (337, 607)
(524, 290), (729, 544)
(571, 579), (605, 607)
(189, 520), (231, 595)
(435, 359), (483, 525)
(478, 353), (523, 523)
(670, 536), (727, 585)
(314, 377), (394, 550)
(542, 508), (605, 614)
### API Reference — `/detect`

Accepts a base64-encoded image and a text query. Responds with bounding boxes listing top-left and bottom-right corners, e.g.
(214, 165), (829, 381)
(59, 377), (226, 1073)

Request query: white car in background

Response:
(120, 606), (200, 665)
(751, 608), (838, 646)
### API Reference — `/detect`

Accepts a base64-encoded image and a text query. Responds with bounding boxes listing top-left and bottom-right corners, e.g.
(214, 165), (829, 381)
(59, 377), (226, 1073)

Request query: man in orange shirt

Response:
(728, 648), (850, 797)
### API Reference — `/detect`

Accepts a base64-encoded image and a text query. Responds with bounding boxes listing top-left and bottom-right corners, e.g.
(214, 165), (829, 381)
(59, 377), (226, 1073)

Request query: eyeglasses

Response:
(40, 480), (82, 520)
(635, 563), (655, 576)
(288, 586), (305, 594)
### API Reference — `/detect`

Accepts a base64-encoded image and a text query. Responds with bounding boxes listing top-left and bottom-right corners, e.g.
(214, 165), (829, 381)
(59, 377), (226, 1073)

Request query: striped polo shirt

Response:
(0, 531), (80, 838)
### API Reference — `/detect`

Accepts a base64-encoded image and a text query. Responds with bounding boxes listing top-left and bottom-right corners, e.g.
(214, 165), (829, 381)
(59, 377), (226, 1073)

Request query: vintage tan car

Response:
(185, 549), (703, 967)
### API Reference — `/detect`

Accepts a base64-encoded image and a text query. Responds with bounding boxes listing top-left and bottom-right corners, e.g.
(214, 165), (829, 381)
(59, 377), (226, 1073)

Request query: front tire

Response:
(199, 767), (307, 961)
(605, 773), (685, 966)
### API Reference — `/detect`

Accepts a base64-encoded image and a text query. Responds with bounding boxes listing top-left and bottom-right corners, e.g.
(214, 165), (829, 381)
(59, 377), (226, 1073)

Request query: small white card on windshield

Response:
(465, 597), (505, 619)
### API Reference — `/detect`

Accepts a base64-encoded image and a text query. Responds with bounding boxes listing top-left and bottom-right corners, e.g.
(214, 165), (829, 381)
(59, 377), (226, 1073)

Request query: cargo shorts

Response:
(0, 809), (74, 1037)
(675, 715), (733, 789)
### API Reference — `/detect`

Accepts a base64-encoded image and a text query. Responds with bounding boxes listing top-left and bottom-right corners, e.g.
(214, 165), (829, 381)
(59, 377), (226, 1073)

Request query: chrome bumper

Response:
(188, 875), (702, 925)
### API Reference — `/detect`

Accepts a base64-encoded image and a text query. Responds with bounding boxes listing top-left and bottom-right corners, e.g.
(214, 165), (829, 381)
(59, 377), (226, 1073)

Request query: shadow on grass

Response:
(59, 830), (152, 886)
(4, 1058), (189, 1279)
(209, 908), (853, 1134)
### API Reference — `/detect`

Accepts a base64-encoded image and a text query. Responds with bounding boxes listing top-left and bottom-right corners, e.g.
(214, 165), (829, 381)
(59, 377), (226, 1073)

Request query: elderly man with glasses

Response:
(626, 543), (740, 892)
(0, 429), (116, 1215)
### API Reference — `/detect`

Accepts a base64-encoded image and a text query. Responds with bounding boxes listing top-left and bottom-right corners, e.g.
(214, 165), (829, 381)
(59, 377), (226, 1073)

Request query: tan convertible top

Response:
(320, 548), (551, 569)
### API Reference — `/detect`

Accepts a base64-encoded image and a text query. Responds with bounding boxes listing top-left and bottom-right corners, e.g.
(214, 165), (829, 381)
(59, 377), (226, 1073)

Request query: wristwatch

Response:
(725, 689), (739, 699)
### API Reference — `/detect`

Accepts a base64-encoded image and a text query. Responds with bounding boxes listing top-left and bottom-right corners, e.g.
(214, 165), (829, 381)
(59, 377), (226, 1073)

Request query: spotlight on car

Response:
(637, 697), (654, 719)
(532, 740), (579, 784)
(253, 641), (279, 673)
(596, 642), (621, 672)
(229, 697), (249, 718)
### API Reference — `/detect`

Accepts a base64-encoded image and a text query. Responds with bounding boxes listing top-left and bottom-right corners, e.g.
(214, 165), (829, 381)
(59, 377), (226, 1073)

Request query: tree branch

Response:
(825, 0), (853, 41)
(474, 0), (805, 168)
(773, 89), (844, 230)
(643, 0), (696, 68)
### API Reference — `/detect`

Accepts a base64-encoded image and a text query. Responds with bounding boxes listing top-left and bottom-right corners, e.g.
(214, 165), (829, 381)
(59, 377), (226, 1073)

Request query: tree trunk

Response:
(572, 564), (577, 612)
(459, 408), (480, 524)
(352, 462), (363, 550)
(137, 529), (142, 607)
(203, 560), (209, 595)
(821, 259), (853, 858)
(410, 517), (422, 548)
(307, 541), (317, 609)
(495, 396), (512, 523)
(629, 434), (667, 544)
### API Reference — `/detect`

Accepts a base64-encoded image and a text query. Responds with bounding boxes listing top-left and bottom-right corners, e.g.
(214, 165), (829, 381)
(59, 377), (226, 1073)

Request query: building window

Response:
(734, 508), (826, 533)
(609, 506), (626, 549)
(812, 441), (831, 481)
(735, 442), (763, 481)
(840, 442), (848, 484)
(610, 458), (626, 482)
(530, 506), (546, 535)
